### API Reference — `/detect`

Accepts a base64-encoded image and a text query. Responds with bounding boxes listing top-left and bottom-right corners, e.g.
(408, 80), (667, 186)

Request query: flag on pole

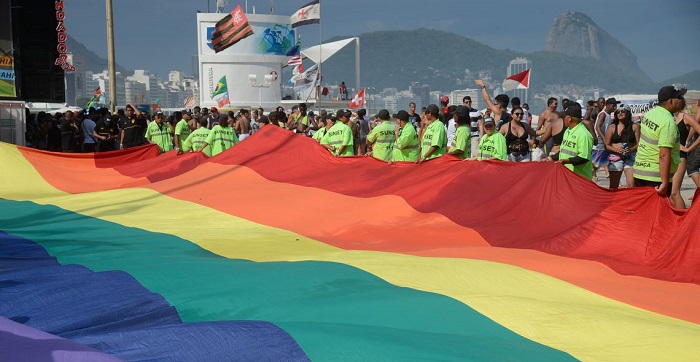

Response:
(286, 37), (301, 57)
(288, 56), (302, 66)
(84, 86), (101, 108)
(502, 69), (531, 92)
(349, 89), (365, 109)
(291, 0), (320, 28)
(211, 5), (254, 53)
(212, 76), (230, 108)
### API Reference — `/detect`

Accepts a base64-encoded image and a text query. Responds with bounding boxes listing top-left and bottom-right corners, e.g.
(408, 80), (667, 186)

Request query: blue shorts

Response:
(607, 153), (635, 171)
(592, 149), (609, 167)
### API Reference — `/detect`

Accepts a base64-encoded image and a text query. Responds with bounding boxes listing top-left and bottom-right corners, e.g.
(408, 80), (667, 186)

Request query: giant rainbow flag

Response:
(1, 125), (699, 361)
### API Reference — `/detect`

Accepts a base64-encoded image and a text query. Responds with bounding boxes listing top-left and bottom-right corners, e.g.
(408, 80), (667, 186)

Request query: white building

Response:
(88, 70), (126, 107)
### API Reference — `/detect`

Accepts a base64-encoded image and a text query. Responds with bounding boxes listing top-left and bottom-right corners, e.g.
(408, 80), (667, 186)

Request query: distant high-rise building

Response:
(64, 53), (85, 106)
(506, 57), (532, 105)
(90, 70), (126, 107)
(127, 70), (165, 105)
(384, 94), (421, 114)
(409, 83), (430, 109)
(169, 71), (185, 84)
(125, 80), (147, 105)
(450, 89), (482, 111)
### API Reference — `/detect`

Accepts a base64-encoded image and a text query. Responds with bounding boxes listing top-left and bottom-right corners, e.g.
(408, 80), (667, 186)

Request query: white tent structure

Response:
(299, 37), (361, 94)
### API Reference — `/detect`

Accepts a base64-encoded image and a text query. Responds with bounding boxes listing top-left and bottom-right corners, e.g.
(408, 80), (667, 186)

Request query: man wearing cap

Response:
(145, 111), (174, 153)
(392, 110), (420, 162)
(418, 104), (447, 163)
(201, 114), (239, 157)
(473, 118), (507, 161)
(207, 107), (220, 129)
(446, 106), (471, 159)
(633, 85), (686, 196)
(547, 104), (594, 179)
(94, 114), (120, 152)
(321, 109), (354, 157)
(440, 95), (450, 118)
(312, 115), (332, 143)
(366, 109), (395, 162)
(174, 110), (193, 153)
(593, 98), (619, 179)
(182, 118), (212, 157)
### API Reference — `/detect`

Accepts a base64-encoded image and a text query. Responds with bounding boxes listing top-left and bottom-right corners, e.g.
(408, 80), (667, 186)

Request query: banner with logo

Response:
(0, 0), (16, 98)
(293, 64), (319, 101)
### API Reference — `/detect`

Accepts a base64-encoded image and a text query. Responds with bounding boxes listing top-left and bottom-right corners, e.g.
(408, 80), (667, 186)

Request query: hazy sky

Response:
(63, 0), (700, 82)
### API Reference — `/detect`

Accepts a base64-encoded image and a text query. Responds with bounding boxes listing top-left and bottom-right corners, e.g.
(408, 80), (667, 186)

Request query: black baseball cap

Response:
(377, 109), (390, 120)
(336, 109), (352, 118)
(658, 85), (687, 102)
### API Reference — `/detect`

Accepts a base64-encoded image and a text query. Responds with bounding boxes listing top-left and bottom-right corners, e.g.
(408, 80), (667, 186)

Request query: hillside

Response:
(661, 70), (700, 90)
(545, 11), (648, 81)
(318, 28), (658, 95)
(66, 35), (128, 74)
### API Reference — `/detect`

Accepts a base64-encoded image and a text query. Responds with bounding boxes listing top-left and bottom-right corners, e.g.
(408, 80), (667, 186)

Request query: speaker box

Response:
(12, 0), (65, 103)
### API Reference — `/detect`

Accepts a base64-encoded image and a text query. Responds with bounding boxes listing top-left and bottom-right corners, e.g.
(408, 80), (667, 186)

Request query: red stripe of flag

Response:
(288, 56), (302, 66)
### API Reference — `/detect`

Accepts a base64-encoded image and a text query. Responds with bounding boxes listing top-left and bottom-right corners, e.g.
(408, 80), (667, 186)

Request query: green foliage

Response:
(660, 70), (700, 90)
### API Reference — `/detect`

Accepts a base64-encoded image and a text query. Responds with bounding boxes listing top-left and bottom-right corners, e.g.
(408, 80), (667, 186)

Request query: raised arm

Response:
(474, 80), (499, 114)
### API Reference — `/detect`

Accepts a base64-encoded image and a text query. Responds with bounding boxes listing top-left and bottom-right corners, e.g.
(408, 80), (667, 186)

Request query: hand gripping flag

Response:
(291, 0), (320, 28)
(211, 5), (254, 53)
(212, 76), (230, 108)
(502, 69), (531, 92)
(349, 89), (365, 109)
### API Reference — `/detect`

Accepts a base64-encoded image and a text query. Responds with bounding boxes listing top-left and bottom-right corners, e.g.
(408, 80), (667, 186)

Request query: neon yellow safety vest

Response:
(393, 123), (419, 162)
(559, 121), (594, 179)
(633, 106), (680, 182)
(367, 121), (395, 161)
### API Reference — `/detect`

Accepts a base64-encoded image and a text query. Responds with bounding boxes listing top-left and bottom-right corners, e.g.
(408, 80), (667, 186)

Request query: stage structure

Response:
(197, 13), (293, 110)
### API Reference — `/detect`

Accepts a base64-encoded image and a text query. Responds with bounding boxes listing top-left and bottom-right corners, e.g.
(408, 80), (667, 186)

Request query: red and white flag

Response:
(502, 69), (531, 92)
(349, 89), (365, 109)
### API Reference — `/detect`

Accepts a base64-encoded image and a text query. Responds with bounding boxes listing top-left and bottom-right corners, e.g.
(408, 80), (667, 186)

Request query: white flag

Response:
(291, 0), (320, 28)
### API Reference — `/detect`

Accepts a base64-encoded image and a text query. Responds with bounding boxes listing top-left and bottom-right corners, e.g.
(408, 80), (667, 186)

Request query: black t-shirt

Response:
(119, 116), (147, 148)
(95, 120), (119, 138)
(47, 120), (62, 150)
(60, 118), (78, 152)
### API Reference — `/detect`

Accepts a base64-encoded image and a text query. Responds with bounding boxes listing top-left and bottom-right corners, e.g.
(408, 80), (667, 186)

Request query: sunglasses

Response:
(513, 112), (524, 116)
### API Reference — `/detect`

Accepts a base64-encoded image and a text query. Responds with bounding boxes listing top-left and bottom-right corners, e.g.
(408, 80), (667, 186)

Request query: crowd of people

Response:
(23, 83), (700, 208)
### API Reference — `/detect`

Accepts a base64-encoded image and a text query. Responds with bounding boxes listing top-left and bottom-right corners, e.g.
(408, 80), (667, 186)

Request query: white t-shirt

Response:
(594, 110), (612, 150)
(446, 118), (457, 147)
